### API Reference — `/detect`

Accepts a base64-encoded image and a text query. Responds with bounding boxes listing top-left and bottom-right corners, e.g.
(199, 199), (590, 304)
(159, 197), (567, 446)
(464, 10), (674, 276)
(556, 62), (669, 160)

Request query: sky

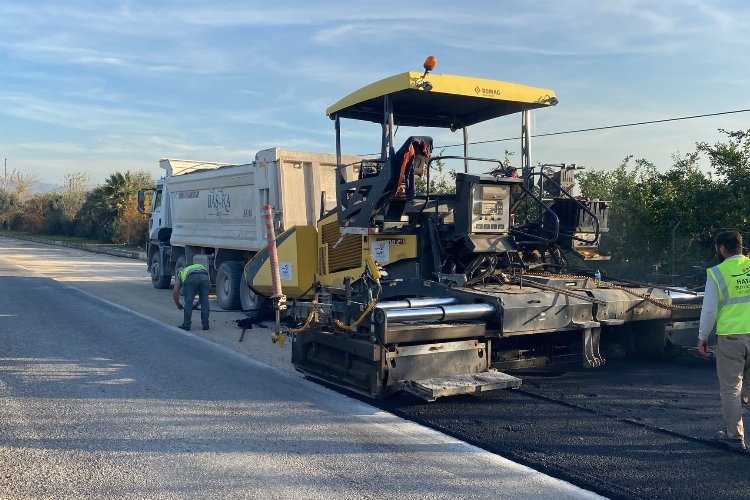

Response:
(1, 0), (749, 188)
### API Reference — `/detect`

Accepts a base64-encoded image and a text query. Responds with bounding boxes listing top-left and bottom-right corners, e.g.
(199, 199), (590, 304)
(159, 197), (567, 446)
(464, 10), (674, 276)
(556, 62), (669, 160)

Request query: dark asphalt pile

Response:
(376, 356), (750, 500)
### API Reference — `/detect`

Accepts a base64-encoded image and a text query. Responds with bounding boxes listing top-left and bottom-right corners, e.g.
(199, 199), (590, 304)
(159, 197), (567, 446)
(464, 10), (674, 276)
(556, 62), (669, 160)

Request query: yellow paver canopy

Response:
(326, 71), (557, 128)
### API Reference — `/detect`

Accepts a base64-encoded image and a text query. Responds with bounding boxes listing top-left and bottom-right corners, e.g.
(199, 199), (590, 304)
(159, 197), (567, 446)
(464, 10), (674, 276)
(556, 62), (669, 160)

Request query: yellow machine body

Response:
(247, 225), (319, 298)
(245, 212), (418, 297)
(315, 212), (418, 289)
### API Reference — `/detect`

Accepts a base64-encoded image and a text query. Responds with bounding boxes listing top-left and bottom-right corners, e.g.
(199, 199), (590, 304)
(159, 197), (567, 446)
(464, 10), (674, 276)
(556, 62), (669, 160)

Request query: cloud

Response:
(222, 107), (322, 134)
(0, 35), (237, 76)
(1, 0), (748, 185)
(311, 23), (417, 45)
(171, 3), (410, 28)
(0, 94), (165, 132)
(254, 137), (331, 151)
(3, 1), (741, 87)
(11, 142), (95, 154)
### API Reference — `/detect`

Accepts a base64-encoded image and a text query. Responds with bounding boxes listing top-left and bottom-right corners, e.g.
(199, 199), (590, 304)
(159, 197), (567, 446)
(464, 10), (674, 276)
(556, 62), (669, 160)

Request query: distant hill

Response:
(33, 182), (61, 193)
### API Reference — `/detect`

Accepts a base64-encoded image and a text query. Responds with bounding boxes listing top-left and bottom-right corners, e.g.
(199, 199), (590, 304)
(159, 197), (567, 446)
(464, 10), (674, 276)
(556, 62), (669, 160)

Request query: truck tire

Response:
(216, 261), (244, 310)
(151, 252), (172, 289)
(240, 267), (268, 318)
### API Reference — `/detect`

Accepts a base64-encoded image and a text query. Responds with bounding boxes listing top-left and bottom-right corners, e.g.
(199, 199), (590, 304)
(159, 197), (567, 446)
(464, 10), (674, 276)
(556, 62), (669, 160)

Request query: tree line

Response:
(577, 129), (750, 281)
(0, 170), (154, 246)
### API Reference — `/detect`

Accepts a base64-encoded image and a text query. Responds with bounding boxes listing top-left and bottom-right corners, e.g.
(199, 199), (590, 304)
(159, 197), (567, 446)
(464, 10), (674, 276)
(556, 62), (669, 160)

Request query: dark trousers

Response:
(181, 273), (210, 328)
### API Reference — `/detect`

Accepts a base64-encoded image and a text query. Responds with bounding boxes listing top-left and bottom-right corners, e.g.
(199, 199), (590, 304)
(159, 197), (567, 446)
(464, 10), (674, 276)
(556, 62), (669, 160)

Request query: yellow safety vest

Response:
(179, 263), (207, 284)
(707, 255), (750, 335)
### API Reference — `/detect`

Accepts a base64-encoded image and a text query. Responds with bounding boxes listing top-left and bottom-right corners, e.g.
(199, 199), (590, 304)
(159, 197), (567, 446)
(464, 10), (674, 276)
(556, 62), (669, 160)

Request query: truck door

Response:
(149, 187), (164, 241)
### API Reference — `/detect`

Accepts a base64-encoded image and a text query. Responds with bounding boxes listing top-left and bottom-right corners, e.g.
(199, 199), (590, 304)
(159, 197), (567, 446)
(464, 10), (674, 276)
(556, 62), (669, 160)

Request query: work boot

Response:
(202, 323), (210, 331)
(714, 430), (747, 451)
(178, 324), (190, 331)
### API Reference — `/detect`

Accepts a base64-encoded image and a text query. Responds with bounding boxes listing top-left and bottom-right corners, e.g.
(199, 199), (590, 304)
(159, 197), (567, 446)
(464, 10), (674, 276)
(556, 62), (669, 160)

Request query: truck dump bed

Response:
(163, 148), (361, 251)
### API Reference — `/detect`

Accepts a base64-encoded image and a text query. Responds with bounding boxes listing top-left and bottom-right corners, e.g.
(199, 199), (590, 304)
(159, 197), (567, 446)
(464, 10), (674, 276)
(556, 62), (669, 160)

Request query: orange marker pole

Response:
(263, 204), (283, 299)
(263, 204), (287, 346)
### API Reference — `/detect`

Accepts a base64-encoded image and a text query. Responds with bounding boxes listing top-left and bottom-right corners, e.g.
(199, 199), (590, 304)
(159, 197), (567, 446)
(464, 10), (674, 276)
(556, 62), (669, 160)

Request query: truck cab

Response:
(139, 179), (172, 243)
(138, 178), (174, 288)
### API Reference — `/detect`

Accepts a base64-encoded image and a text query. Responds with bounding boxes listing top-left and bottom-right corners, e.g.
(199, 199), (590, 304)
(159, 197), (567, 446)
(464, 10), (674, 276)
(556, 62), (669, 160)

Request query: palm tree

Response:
(102, 171), (134, 215)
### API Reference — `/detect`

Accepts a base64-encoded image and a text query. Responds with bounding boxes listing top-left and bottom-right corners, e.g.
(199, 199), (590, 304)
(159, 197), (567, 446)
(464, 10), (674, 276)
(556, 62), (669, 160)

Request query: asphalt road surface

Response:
(0, 237), (294, 372)
(3, 236), (750, 499)
(0, 243), (596, 499)
(378, 356), (750, 499)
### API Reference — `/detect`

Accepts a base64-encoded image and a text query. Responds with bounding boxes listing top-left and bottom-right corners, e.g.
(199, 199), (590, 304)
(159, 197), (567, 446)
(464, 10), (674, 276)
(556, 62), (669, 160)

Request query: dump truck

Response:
(244, 57), (703, 400)
(138, 148), (361, 312)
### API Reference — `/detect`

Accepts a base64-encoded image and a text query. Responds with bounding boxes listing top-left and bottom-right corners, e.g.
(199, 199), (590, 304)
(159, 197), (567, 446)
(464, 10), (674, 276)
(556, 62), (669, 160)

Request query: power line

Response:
(436, 108), (750, 149)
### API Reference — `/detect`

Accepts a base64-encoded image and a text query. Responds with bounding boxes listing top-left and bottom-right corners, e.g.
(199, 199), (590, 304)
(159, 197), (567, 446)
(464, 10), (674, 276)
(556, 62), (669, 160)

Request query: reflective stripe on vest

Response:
(707, 256), (750, 335)
(179, 263), (207, 284)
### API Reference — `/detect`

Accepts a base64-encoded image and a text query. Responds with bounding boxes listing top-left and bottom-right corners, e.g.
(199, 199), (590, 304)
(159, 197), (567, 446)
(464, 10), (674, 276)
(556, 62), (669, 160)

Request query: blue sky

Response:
(1, 1), (749, 187)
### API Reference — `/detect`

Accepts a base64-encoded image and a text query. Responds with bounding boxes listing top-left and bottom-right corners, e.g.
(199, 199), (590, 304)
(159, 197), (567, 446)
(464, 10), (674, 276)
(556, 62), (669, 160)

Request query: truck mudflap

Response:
(404, 370), (522, 402)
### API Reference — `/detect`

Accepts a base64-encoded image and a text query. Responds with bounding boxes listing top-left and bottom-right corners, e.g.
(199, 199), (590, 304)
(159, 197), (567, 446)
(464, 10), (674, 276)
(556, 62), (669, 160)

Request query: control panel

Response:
(470, 184), (511, 233)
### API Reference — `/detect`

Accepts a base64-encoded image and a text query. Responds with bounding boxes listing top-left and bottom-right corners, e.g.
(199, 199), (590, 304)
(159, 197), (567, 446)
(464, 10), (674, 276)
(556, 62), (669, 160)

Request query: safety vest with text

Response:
(707, 255), (750, 335)
(179, 263), (208, 285)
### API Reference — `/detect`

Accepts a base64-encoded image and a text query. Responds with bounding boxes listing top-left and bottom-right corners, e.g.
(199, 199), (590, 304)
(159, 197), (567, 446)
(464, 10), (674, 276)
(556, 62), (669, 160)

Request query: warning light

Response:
(417, 55), (437, 91)
(423, 55), (437, 73)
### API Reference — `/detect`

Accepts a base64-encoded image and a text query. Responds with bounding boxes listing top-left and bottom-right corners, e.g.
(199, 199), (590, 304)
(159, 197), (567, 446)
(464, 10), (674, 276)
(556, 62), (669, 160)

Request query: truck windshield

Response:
(153, 189), (162, 211)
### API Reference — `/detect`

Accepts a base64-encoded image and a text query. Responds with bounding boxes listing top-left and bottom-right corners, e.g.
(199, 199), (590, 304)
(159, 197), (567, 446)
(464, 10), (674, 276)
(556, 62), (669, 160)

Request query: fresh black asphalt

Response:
(376, 355), (750, 499)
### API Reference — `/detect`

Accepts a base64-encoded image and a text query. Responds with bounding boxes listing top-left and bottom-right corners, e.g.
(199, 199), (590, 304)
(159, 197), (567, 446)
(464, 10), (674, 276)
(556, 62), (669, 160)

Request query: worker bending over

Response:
(698, 229), (750, 451)
(173, 263), (210, 331)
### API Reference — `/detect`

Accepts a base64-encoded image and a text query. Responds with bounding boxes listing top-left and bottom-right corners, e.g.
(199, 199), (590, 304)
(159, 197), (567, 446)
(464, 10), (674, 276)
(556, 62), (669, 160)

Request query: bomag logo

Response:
(475, 86), (502, 96)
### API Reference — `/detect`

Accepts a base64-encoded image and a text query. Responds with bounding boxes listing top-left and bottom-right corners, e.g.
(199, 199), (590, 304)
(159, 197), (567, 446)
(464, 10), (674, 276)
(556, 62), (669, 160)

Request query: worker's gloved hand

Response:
(177, 303), (184, 310)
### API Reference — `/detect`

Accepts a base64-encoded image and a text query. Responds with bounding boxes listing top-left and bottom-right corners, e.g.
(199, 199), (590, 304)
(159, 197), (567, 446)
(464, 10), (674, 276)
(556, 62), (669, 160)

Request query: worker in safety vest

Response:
(697, 229), (750, 451)
(172, 263), (211, 331)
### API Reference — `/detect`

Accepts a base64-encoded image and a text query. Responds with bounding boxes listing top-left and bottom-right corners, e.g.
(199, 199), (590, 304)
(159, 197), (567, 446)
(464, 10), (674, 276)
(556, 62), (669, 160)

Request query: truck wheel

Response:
(151, 252), (172, 289)
(240, 267), (268, 318)
(216, 261), (243, 310)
